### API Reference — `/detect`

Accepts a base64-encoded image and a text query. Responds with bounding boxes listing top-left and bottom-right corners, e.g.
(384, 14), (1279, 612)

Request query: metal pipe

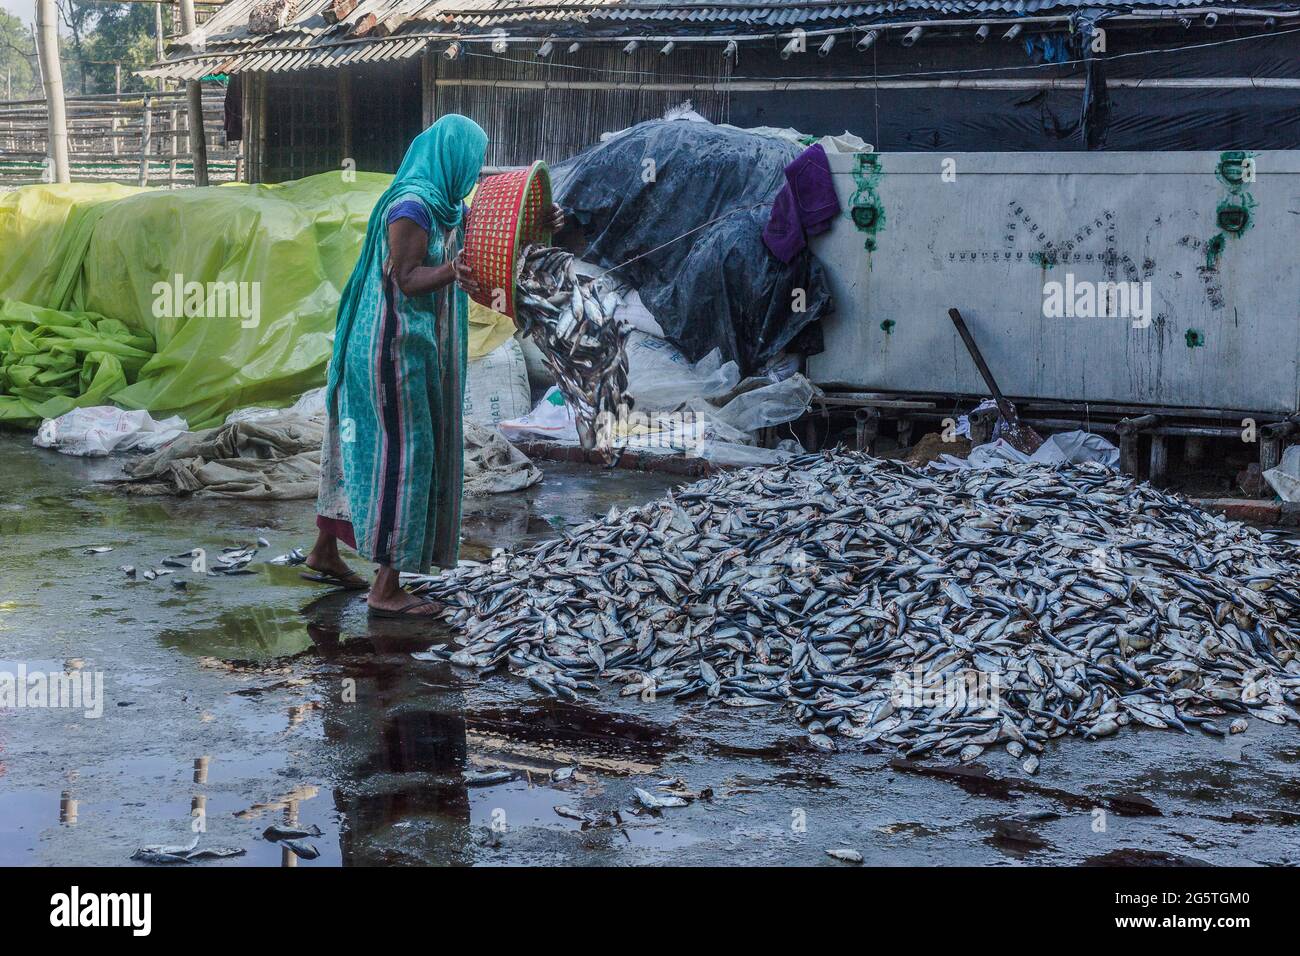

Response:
(431, 76), (1300, 92)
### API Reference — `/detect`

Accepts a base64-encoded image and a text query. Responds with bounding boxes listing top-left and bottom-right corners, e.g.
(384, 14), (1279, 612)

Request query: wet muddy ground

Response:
(1, 432), (1298, 867)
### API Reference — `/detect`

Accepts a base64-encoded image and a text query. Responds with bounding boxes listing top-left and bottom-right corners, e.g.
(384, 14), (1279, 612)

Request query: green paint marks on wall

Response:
(1216, 196), (1255, 236)
(1185, 328), (1205, 348)
(880, 319), (896, 334)
(1205, 151), (1257, 270)
(849, 153), (885, 252)
(1205, 234), (1225, 270)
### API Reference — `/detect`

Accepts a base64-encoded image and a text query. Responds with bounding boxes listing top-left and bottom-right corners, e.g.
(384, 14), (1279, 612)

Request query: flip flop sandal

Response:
(367, 597), (440, 619)
(300, 567), (369, 590)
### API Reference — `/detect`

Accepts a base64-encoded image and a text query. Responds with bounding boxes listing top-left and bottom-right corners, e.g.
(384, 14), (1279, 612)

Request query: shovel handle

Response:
(947, 308), (1015, 421)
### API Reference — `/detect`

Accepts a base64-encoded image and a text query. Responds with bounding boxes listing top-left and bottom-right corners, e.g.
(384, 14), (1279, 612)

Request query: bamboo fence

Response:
(0, 88), (243, 188)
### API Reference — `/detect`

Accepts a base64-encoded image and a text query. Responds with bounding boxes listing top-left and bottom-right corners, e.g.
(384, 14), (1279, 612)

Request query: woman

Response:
(305, 114), (487, 617)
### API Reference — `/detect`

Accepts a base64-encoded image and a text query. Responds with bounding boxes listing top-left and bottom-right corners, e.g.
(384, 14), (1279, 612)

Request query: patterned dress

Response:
(316, 194), (467, 573)
(316, 114), (486, 573)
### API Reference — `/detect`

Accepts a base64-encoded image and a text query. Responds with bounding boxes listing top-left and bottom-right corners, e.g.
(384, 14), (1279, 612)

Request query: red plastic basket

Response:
(464, 161), (552, 319)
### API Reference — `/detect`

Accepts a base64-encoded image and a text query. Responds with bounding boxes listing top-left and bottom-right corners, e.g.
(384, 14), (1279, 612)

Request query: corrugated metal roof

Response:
(146, 0), (1297, 79)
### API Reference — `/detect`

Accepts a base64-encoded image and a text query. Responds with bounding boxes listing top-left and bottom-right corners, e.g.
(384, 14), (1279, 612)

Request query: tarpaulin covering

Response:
(77, 173), (386, 428)
(552, 120), (831, 374)
(0, 182), (144, 310)
(722, 28), (1300, 152)
(0, 173), (516, 430)
(0, 299), (154, 425)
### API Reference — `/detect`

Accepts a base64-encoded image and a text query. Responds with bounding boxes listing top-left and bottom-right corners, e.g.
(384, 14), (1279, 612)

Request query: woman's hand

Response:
(452, 252), (480, 297)
(550, 203), (566, 233)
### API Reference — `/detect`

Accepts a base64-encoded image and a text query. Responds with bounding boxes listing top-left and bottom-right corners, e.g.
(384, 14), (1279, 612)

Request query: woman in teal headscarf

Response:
(306, 114), (487, 617)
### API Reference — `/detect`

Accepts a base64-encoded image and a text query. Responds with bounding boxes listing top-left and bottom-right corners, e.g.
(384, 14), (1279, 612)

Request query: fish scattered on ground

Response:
(130, 837), (246, 864)
(408, 452), (1300, 767)
(633, 786), (688, 810)
(280, 838), (319, 860)
(270, 548), (307, 566)
(463, 769), (517, 787)
(826, 847), (864, 864)
(84, 546), (113, 554)
(515, 245), (631, 453)
(263, 824), (324, 841)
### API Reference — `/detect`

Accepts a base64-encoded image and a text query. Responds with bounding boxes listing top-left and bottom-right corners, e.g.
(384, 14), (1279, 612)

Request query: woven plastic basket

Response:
(464, 161), (552, 319)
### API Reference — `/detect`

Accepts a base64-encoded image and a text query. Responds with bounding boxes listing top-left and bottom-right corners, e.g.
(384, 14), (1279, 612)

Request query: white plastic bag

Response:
(464, 337), (531, 428)
(1264, 444), (1300, 502)
(625, 332), (740, 410)
(709, 373), (817, 435)
(497, 386), (579, 443)
(35, 407), (188, 457)
(226, 386), (327, 424)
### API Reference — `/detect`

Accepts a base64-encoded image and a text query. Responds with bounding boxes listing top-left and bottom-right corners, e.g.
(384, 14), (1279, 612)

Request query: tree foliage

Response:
(6, 2), (166, 99)
(0, 10), (41, 99)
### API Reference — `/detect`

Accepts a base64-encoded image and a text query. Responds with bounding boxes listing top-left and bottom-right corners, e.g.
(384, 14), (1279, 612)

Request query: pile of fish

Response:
(410, 452), (1300, 769)
(514, 244), (631, 452)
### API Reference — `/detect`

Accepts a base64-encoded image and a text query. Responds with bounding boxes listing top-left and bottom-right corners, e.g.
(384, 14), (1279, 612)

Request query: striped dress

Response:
(316, 191), (466, 573)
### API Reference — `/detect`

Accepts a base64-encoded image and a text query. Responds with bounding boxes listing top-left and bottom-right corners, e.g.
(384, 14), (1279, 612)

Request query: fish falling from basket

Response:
(514, 245), (631, 453)
(464, 162), (631, 453)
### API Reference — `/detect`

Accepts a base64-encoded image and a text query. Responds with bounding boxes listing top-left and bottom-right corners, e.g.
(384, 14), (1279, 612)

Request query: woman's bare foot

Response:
(367, 566), (440, 616)
(306, 531), (366, 585)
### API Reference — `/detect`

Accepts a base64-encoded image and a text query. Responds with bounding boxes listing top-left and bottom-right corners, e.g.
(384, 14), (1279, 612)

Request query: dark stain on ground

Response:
(1082, 849), (1211, 867)
(466, 702), (678, 759)
(984, 819), (1051, 856)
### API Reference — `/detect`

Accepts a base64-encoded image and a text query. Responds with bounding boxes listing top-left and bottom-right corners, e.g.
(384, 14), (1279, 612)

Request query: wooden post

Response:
(338, 68), (352, 166)
(154, 4), (165, 94)
(34, 0), (69, 183)
(138, 97), (153, 186)
(111, 64), (121, 156)
(1149, 433), (1169, 485)
(256, 72), (267, 183)
(1117, 414), (1160, 478)
(179, 0), (208, 186)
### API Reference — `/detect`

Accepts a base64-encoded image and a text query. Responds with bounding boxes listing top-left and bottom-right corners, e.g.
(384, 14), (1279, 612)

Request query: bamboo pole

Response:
(111, 64), (121, 156)
(34, 0), (70, 183)
(154, 4), (165, 94)
(138, 97), (152, 185)
(179, 0), (209, 186)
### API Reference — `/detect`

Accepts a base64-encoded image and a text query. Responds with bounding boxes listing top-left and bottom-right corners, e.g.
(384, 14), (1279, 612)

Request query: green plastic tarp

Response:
(0, 299), (154, 425)
(0, 172), (389, 429)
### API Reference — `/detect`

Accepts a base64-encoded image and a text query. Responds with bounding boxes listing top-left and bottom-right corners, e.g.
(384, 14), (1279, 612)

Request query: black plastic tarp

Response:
(551, 120), (831, 374)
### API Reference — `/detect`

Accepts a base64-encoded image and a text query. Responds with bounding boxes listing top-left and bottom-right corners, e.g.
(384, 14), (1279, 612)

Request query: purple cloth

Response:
(762, 143), (841, 264)
(386, 199), (432, 233)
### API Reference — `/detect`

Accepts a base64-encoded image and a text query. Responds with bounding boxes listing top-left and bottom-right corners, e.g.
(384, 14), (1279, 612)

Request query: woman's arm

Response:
(388, 219), (480, 298)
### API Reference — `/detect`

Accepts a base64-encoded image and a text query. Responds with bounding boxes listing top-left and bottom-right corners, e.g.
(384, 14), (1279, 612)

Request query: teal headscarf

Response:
(327, 114), (488, 397)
